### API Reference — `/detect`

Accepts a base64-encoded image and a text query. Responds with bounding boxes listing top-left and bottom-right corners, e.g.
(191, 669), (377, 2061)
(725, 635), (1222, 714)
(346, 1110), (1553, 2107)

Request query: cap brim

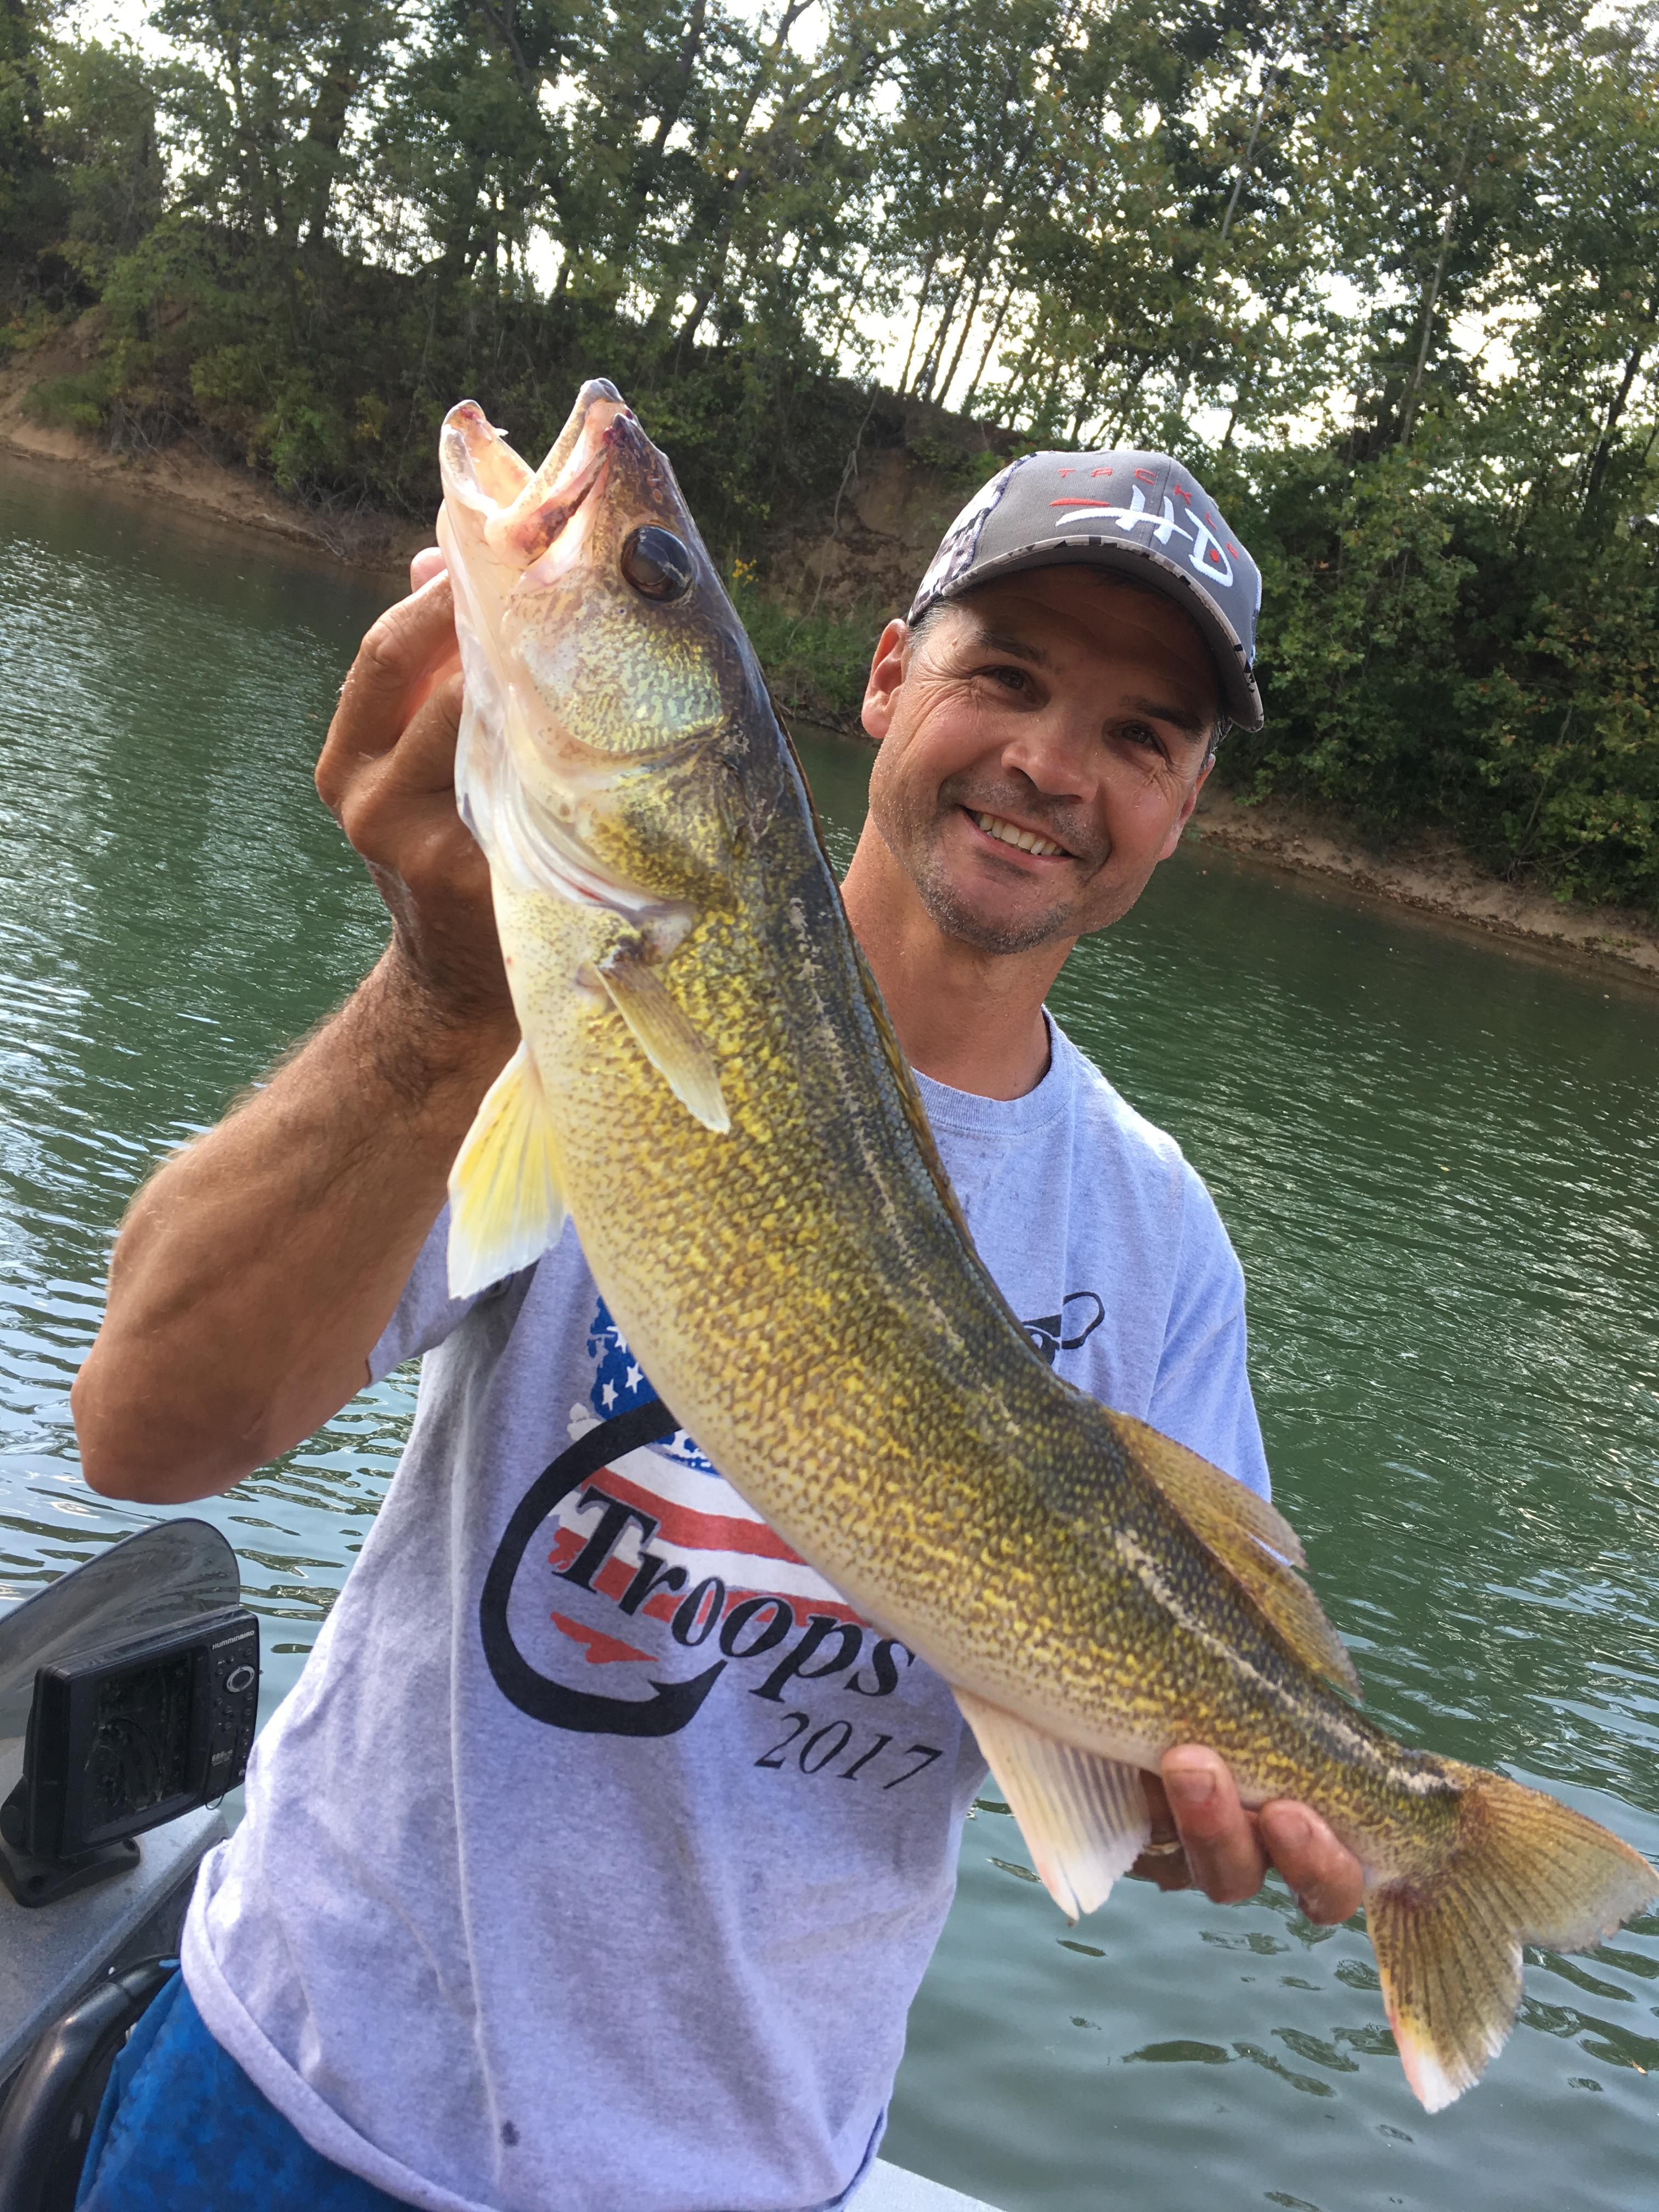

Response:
(919, 536), (1264, 732)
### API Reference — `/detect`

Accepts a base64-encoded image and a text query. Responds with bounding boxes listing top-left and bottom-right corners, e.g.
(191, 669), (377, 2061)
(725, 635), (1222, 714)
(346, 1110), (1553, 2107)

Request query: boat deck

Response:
(860, 2157), (997, 2209)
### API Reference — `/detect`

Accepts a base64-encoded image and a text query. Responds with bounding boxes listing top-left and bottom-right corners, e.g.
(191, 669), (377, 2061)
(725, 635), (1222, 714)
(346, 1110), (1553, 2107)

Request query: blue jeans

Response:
(77, 1972), (408, 2211)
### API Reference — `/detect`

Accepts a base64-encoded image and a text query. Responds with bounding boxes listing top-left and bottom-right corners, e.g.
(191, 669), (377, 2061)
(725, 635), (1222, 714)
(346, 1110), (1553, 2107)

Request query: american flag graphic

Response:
(543, 1301), (861, 1665)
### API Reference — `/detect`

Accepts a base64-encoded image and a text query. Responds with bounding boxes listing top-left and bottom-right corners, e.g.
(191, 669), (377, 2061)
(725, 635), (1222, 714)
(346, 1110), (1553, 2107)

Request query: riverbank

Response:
(1188, 785), (1659, 988)
(0, 341), (430, 572)
(6, 387), (1658, 991)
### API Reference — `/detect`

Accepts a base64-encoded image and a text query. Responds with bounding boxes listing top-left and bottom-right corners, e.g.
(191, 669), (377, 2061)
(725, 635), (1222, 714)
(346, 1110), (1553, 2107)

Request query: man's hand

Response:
(1132, 1747), (1364, 1925)
(315, 546), (511, 1032)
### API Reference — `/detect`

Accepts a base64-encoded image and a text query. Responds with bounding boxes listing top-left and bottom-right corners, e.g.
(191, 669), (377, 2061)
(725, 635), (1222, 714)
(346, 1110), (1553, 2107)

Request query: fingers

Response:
(1156, 1748), (1365, 1926)
(319, 568), (459, 803)
(1130, 1773), (1194, 1891)
(1259, 1801), (1365, 1926)
(331, 672), (481, 901)
(379, 665), (466, 802)
(310, 547), (511, 1034)
(1162, 1746), (1265, 1904)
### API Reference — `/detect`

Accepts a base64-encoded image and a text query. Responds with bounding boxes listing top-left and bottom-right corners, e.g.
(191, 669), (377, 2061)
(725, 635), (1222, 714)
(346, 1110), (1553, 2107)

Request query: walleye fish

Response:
(436, 378), (1656, 2112)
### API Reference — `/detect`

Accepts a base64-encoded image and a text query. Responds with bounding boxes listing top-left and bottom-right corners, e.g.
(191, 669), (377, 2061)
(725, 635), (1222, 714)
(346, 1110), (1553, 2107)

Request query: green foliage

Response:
(44, 36), (162, 285)
(1225, 436), (1659, 907)
(25, 361), (115, 431)
(902, 433), (996, 488)
(727, 565), (874, 725)
(3, 0), (65, 291)
(6, 0), (1659, 909)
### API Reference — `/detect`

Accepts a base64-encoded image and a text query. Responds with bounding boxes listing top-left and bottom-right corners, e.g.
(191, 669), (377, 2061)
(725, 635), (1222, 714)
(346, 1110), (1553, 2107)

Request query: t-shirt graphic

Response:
(479, 1299), (920, 1752)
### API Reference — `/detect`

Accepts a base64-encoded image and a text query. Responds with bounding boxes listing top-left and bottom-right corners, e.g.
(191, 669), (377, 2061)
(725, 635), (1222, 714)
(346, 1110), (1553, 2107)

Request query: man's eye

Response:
(1121, 723), (1166, 756)
(981, 664), (1030, 693)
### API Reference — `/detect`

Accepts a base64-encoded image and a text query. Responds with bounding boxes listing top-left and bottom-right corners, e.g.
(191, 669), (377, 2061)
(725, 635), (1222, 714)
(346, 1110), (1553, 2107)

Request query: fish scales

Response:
(515, 855), (1432, 1822)
(436, 377), (1657, 2113)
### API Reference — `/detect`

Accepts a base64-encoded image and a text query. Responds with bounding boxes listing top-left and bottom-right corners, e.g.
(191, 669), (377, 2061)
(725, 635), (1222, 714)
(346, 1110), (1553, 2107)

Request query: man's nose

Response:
(998, 707), (1097, 802)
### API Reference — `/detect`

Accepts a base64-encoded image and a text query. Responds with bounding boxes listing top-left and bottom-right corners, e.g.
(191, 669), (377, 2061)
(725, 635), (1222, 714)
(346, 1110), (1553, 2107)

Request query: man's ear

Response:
(861, 619), (912, 743)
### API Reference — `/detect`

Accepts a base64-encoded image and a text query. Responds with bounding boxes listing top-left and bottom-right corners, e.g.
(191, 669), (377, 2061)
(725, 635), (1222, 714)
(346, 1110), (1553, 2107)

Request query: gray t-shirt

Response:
(181, 1020), (1268, 2212)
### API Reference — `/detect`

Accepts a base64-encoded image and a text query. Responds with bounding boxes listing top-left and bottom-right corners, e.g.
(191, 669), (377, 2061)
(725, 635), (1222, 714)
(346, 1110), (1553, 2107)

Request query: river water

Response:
(2, 454), (1656, 2210)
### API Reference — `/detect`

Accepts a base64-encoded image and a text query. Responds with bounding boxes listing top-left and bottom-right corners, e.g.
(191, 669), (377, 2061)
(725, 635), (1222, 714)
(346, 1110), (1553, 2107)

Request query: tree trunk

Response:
(936, 257), (992, 407)
(1099, 355), (1153, 448)
(476, 0), (537, 95)
(1583, 322), (1652, 508)
(898, 250), (940, 394)
(612, 0), (709, 267)
(298, 26), (375, 250)
(960, 284), (1014, 415)
(1173, 55), (1279, 420)
(1397, 126), (1475, 447)
(914, 266), (968, 399)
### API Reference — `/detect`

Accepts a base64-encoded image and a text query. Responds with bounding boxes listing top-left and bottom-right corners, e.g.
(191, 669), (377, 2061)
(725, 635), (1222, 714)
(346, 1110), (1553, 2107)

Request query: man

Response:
(71, 444), (1362, 2212)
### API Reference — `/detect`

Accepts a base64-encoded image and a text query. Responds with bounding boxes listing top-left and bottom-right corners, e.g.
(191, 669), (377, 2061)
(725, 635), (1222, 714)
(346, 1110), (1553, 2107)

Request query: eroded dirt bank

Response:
(1, 346), (429, 573)
(1190, 785), (1659, 988)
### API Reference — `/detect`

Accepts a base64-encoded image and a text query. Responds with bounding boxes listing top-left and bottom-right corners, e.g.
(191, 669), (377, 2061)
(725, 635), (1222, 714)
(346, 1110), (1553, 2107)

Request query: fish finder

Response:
(0, 1605), (259, 1906)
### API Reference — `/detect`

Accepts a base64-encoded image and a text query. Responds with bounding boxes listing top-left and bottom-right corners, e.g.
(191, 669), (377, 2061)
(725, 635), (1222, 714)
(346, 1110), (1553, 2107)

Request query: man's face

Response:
(860, 570), (1220, 956)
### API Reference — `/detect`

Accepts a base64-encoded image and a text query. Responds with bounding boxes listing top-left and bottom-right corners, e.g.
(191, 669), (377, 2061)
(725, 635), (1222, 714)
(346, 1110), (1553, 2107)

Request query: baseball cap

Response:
(907, 449), (1264, 731)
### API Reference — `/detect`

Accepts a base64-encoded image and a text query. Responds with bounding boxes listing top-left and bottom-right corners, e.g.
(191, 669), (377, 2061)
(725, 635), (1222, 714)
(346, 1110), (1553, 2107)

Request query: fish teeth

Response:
(974, 810), (1065, 859)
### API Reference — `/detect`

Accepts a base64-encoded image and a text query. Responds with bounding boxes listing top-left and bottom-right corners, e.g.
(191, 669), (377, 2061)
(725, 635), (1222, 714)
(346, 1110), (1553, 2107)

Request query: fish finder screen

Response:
(81, 1651), (195, 1841)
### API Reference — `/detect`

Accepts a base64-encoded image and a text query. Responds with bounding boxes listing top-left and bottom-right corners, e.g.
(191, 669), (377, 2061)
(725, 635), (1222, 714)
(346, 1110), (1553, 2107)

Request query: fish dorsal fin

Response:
(955, 1689), (1150, 1922)
(1113, 1413), (1361, 1699)
(448, 1041), (567, 1297)
(1119, 1415), (1306, 1564)
(597, 950), (730, 1133)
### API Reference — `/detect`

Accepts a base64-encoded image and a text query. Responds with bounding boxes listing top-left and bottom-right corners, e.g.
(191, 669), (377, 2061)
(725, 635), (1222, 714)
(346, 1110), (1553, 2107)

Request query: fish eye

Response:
(621, 526), (694, 602)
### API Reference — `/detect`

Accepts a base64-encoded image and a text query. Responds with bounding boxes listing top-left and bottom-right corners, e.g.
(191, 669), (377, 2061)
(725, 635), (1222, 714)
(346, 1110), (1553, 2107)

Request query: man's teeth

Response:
(974, 811), (1066, 857)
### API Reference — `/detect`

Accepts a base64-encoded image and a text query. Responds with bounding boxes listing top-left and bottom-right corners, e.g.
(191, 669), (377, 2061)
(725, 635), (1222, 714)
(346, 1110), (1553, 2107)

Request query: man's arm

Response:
(72, 555), (516, 1503)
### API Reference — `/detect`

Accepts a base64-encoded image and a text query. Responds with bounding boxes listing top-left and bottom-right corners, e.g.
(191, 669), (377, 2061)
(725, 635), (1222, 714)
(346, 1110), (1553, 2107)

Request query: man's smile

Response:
(965, 807), (1075, 861)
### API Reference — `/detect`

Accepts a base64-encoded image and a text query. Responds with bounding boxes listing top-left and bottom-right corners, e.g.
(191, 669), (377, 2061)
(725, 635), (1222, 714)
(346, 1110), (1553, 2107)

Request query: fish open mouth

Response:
(499, 442), (610, 567)
(441, 382), (633, 574)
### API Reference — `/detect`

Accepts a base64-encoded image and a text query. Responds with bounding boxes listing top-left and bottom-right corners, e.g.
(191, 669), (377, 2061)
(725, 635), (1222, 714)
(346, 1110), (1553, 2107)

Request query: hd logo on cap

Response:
(1048, 476), (1239, 588)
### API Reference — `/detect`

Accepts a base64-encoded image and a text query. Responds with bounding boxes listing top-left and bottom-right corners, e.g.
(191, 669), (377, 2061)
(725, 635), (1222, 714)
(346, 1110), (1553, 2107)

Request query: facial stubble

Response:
(893, 794), (1097, 957)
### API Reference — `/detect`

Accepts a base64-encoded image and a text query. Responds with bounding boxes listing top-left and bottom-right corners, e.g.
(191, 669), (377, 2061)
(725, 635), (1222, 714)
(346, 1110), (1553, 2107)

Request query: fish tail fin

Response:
(1368, 1765), (1657, 2112)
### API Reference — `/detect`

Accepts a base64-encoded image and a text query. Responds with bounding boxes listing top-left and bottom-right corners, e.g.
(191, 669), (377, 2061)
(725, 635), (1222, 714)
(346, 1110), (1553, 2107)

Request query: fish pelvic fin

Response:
(955, 1690), (1150, 1922)
(596, 949), (730, 1133)
(447, 1041), (568, 1297)
(1114, 1413), (1362, 1699)
(1368, 1764), (1658, 2112)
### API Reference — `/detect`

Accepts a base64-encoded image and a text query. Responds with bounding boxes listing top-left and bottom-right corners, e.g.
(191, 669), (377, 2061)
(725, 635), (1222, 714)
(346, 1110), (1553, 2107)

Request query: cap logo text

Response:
(1049, 484), (1235, 589)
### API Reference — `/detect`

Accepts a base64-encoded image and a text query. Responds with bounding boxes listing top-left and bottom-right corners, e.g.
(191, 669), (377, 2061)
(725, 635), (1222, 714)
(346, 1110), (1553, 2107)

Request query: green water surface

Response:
(2, 456), (1656, 2210)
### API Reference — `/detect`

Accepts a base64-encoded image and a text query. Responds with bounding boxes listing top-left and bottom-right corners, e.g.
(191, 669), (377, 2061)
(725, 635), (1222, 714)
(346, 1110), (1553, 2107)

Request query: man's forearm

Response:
(73, 953), (515, 1502)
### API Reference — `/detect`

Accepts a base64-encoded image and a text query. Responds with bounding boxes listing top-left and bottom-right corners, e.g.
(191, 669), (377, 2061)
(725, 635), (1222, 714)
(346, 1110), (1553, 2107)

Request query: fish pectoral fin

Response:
(1110, 1414), (1362, 1700)
(447, 1041), (568, 1297)
(955, 1690), (1150, 1922)
(596, 950), (730, 1134)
